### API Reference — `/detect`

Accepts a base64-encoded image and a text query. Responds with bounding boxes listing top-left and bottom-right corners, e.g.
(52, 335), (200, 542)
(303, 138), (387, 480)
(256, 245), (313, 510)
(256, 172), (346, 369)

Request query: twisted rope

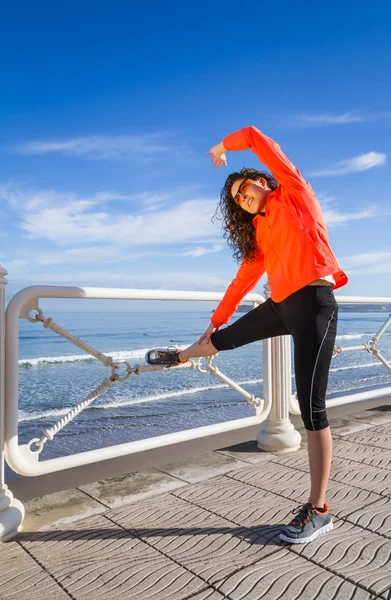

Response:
(31, 377), (114, 453)
(29, 309), (114, 367)
(26, 307), (265, 453)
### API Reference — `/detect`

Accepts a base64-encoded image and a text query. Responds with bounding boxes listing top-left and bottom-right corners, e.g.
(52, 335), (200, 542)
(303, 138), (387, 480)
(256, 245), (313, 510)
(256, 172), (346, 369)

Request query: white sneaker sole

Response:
(279, 519), (333, 544)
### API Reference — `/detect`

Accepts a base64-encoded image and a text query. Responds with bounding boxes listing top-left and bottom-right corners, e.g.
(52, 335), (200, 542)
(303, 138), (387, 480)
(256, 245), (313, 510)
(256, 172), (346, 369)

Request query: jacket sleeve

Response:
(223, 126), (306, 191)
(211, 250), (265, 328)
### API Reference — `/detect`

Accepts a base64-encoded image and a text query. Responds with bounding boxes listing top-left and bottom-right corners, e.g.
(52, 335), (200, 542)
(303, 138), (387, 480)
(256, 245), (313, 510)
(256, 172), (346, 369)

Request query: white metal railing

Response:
(1, 271), (391, 539)
(4, 285), (271, 478)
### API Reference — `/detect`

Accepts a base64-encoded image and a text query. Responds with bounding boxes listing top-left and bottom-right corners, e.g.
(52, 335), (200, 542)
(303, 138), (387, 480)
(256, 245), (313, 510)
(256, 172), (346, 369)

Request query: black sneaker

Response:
(145, 346), (187, 367)
(279, 502), (333, 544)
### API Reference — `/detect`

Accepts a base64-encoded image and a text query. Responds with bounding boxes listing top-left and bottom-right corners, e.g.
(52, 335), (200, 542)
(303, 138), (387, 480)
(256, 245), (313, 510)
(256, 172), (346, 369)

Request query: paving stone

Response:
(215, 440), (284, 465)
(0, 541), (69, 600)
(344, 495), (391, 539)
(172, 474), (276, 510)
(291, 518), (391, 599)
(154, 450), (251, 483)
(330, 460), (391, 497)
(328, 418), (375, 436)
(343, 429), (391, 451)
(107, 492), (235, 535)
(189, 589), (227, 599)
(227, 463), (383, 519)
(271, 451), (355, 474)
(367, 424), (391, 437)
(107, 492), (281, 584)
(19, 514), (207, 600)
(22, 488), (106, 532)
(362, 406), (391, 425)
(78, 468), (186, 508)
(332, 439), (386, 463)
(330, 409), (391, 427)
(214, 549), (374, 599)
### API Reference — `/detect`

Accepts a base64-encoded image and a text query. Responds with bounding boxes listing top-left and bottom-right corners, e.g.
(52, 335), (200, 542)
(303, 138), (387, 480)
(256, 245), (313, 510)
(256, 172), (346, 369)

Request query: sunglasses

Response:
(234, 179), (252, 204)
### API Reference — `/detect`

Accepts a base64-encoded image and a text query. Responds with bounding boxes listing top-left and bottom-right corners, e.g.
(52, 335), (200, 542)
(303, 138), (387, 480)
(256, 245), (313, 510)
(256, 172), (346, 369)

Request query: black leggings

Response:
(210, 285), (338, 432)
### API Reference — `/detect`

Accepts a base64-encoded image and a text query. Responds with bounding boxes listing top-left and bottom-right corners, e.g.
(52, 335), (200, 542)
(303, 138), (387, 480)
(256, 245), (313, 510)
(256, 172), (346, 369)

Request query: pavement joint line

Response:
(222, 471), (391, 541)
(101, 511), (231, 596)
(283, 535), (388, 599)
(75, 486), (113, 510)
(151, 466), (195, 484)
(269, 446), (391, 475)
(270, 449), (391, 496)
(213, 449), (272, 464)
(165, 489), (290, 560)
(15, 539), (76, 600)
(124, 490), (286, 591)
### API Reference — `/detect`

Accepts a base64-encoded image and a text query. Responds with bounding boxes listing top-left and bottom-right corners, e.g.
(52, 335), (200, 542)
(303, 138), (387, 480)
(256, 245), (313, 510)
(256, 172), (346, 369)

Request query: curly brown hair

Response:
(213, 168), (278, 263)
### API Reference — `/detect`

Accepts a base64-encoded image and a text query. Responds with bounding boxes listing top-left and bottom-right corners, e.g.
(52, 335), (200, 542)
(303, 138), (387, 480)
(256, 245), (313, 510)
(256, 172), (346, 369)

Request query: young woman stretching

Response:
(147, 125), (348, 544)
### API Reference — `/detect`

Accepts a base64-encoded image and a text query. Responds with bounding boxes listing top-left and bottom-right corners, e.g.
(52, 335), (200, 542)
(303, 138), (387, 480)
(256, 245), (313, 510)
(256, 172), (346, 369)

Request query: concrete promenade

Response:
(2, 406), (391, 599)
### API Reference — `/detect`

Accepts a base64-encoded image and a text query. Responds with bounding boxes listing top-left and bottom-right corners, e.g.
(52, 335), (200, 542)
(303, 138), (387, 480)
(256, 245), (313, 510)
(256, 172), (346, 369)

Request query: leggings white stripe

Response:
(309, 307), (336, 430)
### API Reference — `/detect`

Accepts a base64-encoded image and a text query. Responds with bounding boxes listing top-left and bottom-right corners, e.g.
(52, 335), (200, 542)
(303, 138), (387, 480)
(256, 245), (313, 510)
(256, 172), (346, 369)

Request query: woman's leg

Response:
(178, 339), (217, 362)
(180, 299), (289, 360)
(290, 287), (338, 509)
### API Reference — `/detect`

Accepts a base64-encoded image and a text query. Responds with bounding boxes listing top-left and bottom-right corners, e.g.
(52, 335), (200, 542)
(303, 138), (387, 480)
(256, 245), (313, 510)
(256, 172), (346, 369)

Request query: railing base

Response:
(0, 486), (24, 541)
(257, 418), (302, 452)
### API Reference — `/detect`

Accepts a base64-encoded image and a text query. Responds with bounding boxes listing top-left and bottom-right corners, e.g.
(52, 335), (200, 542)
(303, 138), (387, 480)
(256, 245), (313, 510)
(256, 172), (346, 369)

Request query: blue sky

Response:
(1, 1), (390, 311)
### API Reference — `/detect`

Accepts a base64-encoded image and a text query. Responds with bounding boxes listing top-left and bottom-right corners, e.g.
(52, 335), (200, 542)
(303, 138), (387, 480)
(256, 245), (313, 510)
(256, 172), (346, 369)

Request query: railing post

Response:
(0, 263), (24, 540)
(256, 282), (301, 452)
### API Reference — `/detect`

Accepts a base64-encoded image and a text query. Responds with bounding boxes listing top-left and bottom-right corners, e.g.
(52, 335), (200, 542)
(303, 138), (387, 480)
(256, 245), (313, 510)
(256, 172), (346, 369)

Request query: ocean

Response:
(16, 310), (391, 461)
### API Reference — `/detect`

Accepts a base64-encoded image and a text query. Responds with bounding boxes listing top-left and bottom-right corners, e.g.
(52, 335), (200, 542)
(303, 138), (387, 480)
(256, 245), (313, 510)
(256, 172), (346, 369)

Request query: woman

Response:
(147, 125), (348, 544)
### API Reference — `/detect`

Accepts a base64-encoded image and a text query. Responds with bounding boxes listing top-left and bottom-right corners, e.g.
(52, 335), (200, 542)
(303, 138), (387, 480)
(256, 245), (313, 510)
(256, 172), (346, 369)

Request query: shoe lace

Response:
(290, 503), (317, 529)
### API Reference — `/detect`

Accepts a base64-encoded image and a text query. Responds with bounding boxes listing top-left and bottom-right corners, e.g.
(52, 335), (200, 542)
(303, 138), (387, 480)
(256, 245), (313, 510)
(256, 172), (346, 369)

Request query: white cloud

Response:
(181, 244), (224, 257)
(341, 251), (391, 275)
(19, 198), (218, 246)
(13, 133), (184, 161)
(0, 184), (221, 251)
(7, 268), (229, 291)
(310, 152), (387, 176)
(316, 193), (379, 227)
(31, 243), (224, 266)
(285, 111), (391, 127)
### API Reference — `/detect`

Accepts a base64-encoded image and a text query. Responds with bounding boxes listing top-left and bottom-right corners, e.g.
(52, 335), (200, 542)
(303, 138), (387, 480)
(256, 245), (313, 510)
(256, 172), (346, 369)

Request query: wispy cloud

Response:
(310, 151), (387, 176)
(181, 244), (223, 257)
(284, 111), (391, 127)
(26, 244), (224, 266)
(13, 133), (185, 161)
(6, 267), (229, 291)
(0, 183), (221, 250)
(341, 251), (391, 275)
(317, 193), (390, 227)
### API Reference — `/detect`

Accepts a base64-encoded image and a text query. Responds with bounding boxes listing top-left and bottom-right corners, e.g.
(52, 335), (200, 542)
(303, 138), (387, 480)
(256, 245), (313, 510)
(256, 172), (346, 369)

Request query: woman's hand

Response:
(207, 142), (227, 168)
(198, 322), (219, 344)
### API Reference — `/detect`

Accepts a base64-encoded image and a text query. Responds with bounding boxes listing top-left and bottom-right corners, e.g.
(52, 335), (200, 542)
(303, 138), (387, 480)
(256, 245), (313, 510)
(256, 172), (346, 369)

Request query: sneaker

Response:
(145, 346), (187, 367)
(279, 502), (333, 544)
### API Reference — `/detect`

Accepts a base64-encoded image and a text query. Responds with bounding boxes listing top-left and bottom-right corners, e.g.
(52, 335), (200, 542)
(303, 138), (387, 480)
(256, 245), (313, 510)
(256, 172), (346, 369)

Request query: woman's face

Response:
(231, 177), (270, 214)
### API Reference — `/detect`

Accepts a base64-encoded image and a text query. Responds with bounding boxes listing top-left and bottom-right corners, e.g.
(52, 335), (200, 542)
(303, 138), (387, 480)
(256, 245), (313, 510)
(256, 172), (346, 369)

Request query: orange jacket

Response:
(211, 126), (348, 328)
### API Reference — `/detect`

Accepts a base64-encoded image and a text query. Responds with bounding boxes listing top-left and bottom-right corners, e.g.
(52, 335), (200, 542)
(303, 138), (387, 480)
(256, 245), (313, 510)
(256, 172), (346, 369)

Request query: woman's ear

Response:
(258, 176), (268, 188)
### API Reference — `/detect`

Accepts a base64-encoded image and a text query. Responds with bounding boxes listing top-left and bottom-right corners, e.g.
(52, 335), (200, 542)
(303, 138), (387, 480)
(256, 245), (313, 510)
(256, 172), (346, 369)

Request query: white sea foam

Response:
(18, 332), (389, 368)
(20, 359), (389, 423)
(19, 349), (150, 368)
(18, 376), (265, 421)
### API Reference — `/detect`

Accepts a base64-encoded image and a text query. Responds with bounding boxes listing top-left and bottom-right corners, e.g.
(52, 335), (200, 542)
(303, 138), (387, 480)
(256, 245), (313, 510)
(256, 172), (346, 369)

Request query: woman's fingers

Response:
(207, 150), (226, 168)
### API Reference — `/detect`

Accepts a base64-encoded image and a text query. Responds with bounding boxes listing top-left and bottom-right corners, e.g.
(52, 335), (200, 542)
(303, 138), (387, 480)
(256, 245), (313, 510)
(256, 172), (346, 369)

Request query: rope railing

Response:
(333, 313), (391, 373)
(16, 300), (391, 454)
(25, 307), (264, 454)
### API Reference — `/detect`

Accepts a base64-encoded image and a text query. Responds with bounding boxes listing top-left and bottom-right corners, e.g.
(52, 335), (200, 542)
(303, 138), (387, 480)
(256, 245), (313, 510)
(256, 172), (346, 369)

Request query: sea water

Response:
(15, 310), (391, 460)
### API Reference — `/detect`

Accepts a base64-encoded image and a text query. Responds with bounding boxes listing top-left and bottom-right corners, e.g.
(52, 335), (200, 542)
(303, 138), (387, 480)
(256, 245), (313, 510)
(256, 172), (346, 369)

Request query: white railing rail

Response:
(1, 275), (391, 539)
(4, 285), (271, 479)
